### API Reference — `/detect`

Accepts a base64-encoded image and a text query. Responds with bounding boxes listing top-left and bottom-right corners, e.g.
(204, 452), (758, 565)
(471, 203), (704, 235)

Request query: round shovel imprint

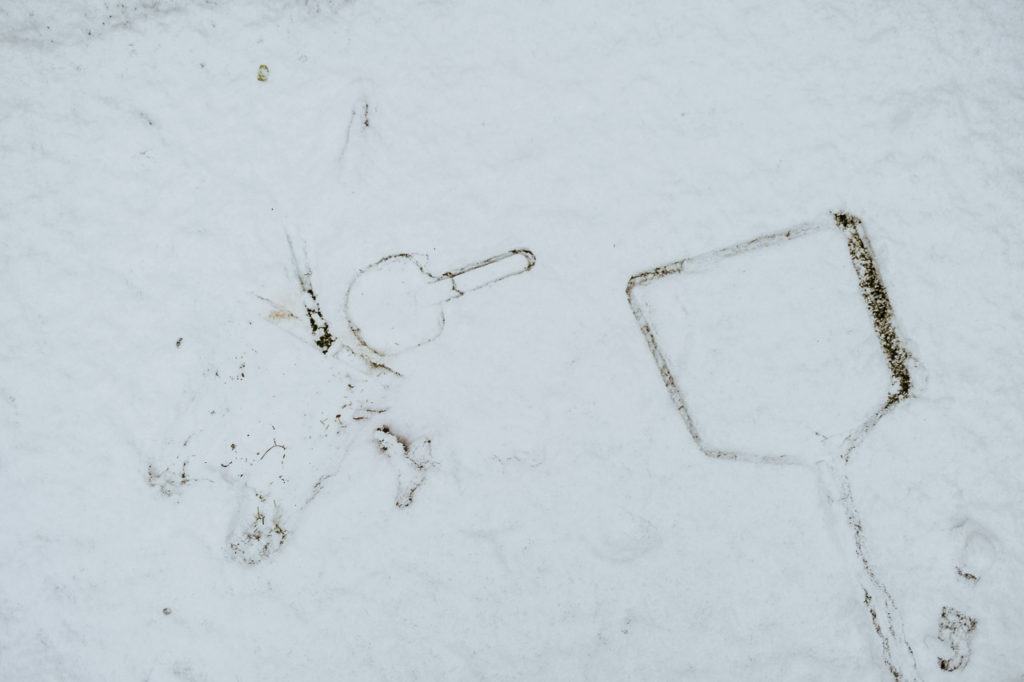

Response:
(346, 248), (536, 356)
(627, 214), (919, 681)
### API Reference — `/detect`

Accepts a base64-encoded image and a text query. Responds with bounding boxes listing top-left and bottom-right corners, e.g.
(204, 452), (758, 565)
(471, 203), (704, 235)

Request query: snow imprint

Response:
(626, 213), (927, 680)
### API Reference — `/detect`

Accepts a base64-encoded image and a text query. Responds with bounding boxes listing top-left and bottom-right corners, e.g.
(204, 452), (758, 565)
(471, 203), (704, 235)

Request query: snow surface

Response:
(2, 1), (1024, 680)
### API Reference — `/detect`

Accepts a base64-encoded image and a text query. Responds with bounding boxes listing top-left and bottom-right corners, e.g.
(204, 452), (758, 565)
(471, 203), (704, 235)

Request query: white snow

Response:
(2, 1), (1023, 680)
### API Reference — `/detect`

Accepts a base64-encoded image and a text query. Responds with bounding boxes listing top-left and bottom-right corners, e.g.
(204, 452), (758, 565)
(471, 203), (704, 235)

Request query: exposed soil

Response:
(833, 212), (912, 406)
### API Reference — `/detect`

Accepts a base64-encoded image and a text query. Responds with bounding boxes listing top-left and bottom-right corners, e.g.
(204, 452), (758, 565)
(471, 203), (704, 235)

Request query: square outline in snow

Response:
(625, 212), (912, 464)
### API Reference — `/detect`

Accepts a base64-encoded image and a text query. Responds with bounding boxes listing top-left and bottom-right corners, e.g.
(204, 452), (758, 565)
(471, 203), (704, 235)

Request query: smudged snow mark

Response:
(374, 425), (433, 508)
(214, 362), (392, 564)
(1, 391), (19, 430)
(229, 498), (288, 565)
(154, 324), (395, 564)
(285, 233), (336, 354)
(147, 459), (190, 496)
(584, 508), (662, 563)
(952, 517), (996, 585)
(936, 606), (977, 672)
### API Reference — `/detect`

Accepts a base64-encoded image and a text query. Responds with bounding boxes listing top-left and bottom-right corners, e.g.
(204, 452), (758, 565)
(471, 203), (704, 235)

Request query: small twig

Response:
(259, 439), (286, 461)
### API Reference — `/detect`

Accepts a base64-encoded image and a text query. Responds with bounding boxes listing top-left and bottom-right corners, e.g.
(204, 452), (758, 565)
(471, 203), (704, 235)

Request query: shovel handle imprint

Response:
(423, 249), (536, 305)
(348, 248), (537, 356)
(820, 459), (920, 681)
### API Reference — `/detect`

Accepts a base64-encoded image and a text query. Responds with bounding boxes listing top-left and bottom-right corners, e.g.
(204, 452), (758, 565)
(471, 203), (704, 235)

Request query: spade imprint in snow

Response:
(627, 213), (920, 681)
(626, 213), (911, 462)
(345, 249), (535, 357)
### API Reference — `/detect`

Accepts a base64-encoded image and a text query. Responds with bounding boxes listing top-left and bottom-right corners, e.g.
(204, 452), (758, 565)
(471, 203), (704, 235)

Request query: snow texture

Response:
(2, 1), (1024, 680)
